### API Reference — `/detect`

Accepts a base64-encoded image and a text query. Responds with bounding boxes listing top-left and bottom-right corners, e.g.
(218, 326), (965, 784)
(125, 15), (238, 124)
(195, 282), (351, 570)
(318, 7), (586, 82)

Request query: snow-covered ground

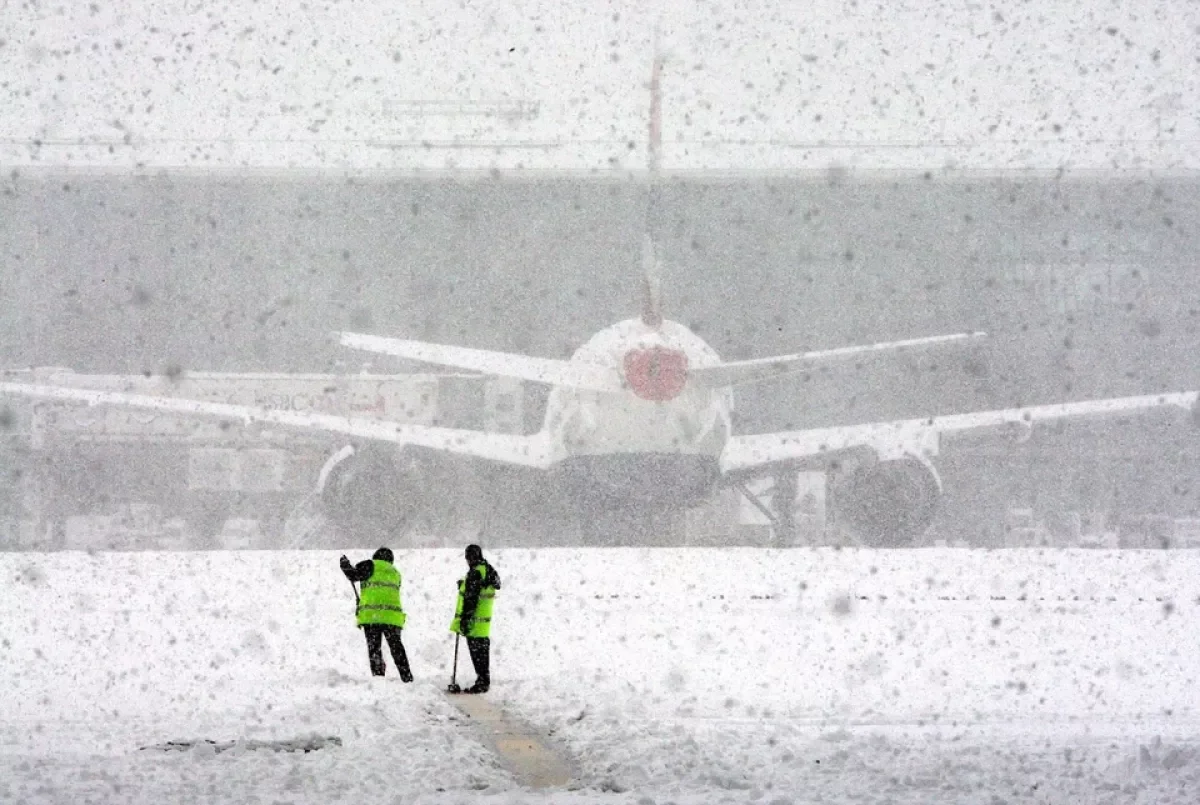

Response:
(2, 546), (1199, 803)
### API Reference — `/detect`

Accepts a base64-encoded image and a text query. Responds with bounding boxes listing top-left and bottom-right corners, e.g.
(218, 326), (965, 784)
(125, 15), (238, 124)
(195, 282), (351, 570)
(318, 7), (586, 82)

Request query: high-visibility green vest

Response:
(450, 564), (496, 638)
(357, 559), (406, 628)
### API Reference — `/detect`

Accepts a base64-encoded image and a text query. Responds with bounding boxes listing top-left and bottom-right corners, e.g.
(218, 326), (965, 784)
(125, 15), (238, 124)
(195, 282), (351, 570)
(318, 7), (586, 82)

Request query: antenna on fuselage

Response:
(640, 40), (665, 330)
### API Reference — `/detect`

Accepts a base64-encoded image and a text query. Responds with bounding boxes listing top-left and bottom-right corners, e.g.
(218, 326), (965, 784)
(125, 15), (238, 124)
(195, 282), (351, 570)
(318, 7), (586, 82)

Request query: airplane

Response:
(3, 56), (1200, 546)
(3, 244), (1199, 546)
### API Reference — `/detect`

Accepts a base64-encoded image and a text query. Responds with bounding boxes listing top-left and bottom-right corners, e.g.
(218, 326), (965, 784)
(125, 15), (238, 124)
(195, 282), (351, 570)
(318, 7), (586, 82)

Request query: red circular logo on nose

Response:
(623, 347), (688, 401)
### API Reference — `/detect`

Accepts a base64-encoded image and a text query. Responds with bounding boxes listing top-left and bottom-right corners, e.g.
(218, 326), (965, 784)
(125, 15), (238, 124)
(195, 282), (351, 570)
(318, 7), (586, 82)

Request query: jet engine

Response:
(316, 444), (426, 540)
(828, 453), (944, 547)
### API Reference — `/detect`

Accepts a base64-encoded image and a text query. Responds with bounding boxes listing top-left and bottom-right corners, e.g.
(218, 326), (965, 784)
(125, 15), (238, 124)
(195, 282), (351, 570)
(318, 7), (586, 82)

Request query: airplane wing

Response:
(0, 381), (553, 469)
(339, 330), (985, 394)
(338, 332), (625, 393)
(720, 390), (1200, 477)
(692, 331), (987, 389)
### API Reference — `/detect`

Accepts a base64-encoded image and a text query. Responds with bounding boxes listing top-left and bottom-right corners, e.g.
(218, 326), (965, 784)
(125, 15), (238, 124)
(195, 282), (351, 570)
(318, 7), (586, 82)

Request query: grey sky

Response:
(3, 0), (1198, 172)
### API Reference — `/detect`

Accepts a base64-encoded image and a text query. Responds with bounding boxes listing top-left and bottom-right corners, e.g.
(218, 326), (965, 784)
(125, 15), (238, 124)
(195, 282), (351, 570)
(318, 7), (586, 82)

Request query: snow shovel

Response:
(447, 633), (462, 693)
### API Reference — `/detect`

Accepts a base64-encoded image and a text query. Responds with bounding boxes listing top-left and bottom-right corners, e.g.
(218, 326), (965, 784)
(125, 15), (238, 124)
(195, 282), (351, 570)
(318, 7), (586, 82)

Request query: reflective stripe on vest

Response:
(450, 564), (497, 638)
(357, 559), (406, 628)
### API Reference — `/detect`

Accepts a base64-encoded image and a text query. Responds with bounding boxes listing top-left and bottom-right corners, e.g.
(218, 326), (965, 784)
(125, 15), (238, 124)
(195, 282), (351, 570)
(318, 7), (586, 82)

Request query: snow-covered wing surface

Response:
(692, 331), (987, 389)
(720, 390), (1200, 474)
(0, 381), (552, 468)
(337, 331), (625, 393)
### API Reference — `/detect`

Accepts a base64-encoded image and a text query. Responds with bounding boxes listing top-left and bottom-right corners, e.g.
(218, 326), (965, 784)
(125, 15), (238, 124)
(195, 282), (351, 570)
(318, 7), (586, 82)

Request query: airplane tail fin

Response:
(648, 45), (662, 175)
(641, 234), (663, 327)
(641, 44), (665, 329)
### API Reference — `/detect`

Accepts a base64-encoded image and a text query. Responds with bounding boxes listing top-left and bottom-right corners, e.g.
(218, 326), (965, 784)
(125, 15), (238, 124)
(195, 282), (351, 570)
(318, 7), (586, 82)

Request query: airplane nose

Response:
(623, 347), (688, 401)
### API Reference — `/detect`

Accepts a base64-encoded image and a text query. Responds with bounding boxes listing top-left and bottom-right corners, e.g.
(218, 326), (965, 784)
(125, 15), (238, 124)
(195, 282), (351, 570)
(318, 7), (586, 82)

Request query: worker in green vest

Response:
(449, 544), (501, 694)
(340, 547), (413, 682)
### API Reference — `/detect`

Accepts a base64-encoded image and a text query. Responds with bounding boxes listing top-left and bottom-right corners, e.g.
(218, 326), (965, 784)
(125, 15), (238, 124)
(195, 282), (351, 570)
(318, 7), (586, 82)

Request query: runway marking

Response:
(446, 694), (574, 789)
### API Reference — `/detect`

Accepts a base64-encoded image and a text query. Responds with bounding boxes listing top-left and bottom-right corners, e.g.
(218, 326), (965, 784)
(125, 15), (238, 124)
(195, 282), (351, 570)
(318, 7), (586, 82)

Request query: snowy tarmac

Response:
(2, 546), (1199, 803)
(446, 692), (575, 789)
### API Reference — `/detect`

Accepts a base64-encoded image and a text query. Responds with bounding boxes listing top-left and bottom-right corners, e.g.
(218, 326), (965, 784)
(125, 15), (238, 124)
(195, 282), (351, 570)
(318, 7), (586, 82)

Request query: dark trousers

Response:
(363, 624), (412, 679)
(466, 636), (490, 687)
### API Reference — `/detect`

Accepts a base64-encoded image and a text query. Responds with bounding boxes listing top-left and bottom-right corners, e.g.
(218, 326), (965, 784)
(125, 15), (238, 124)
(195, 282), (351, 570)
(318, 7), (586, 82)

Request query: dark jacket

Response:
(341, 558), (376, 583)
(460, 560), (501, 624)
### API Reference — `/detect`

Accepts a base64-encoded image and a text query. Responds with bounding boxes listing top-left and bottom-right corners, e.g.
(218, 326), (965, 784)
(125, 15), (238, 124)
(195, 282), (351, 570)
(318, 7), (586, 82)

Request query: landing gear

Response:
(735, 471), (800, 547)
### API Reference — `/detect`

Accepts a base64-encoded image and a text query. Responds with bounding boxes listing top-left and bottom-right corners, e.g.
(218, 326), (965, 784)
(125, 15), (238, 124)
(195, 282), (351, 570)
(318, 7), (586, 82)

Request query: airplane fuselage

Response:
(540, 318), (734, 507)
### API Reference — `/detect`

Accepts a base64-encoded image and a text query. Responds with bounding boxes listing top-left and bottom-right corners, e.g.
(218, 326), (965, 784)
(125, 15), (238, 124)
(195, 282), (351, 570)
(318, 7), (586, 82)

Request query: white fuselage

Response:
(540, 318), (734, 464)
